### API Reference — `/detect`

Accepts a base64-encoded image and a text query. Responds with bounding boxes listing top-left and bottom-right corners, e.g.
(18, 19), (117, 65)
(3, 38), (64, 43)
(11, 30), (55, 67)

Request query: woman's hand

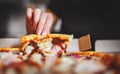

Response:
(26, 8), (53, 35)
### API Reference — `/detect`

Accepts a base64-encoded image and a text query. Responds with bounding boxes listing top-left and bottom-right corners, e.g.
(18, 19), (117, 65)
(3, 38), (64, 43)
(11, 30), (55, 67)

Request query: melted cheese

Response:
(25, 46), (34, 54)
(51, 46), (61, 53)
(37, 41), (62, 54)
(37, 41), (52, 52)
(5, 68), (17, 74)
(0, 52), (22, 65)
(31, 53), (43, 65)
(74, 60), (106, 74)
(24, 66), (39, 74)
(53, 57), (76, 73)
(43, 52), (57, 57)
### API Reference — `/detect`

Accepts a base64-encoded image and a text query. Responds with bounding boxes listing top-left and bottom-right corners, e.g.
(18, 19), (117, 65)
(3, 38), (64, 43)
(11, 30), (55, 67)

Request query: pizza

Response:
(0, 34), (120, 74)
(20, 34), (73, 57)
(66, 52), (120, 74)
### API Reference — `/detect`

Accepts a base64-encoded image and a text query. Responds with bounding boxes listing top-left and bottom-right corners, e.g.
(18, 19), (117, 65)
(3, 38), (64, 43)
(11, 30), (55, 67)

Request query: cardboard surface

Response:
(66, 39), (79, 52)
(78, 34), (91, 51)
(95, 40), (120, 53)
(0, 38), (21, 48)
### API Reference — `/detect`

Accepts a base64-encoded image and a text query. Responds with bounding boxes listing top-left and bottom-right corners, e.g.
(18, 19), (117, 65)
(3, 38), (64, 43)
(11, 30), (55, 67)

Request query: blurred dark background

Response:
(0, 0), (120, 49)
(0, 0), (27, 38)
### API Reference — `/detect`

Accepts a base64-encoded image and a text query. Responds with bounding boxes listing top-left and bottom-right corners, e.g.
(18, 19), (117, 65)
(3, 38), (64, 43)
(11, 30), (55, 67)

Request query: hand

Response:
(26, 8), (53, 35)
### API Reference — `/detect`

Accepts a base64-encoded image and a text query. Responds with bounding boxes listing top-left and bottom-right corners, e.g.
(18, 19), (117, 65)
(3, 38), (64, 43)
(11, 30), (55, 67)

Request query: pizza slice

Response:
(0, 48), (22, 64)
(0, 48), (23, 73)
(45, 51), (120, 74)
(0, 48), (42, 74)
(67, 51), (120, 74)
(20, 34), (73, 57)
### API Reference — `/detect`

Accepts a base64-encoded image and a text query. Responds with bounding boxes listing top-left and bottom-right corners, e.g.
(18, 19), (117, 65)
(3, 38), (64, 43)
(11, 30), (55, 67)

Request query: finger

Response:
(26, 8), (34, 34)
(33, 8), (41, 29)
(36, 12), (47, 34)
(42, 13), (53, 35)
(26, 8), (33, 25)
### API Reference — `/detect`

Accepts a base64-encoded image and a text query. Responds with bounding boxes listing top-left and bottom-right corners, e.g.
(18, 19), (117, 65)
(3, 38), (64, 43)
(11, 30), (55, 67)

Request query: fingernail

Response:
(27, 8), (32, 18)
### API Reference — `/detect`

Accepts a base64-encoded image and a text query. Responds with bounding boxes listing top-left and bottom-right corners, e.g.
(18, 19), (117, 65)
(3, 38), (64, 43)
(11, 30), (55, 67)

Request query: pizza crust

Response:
(20, 34), (73, 44)
(0, 48), (21, 51)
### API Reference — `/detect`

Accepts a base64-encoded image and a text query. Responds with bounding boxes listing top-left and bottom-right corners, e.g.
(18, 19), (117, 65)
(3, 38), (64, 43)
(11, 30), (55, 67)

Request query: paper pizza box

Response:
(95, 40), (120, 54)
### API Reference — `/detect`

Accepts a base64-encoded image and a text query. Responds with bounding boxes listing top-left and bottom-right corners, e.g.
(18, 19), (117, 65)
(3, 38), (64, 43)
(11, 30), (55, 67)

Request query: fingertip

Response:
(36, 27), (41, 35)
(36, 30), (40, 34)
(26, 8), (33, 18)
(47, 13), (53, 20)
(42, 12), (47, 17)
(42, 30), (50, 35)
(27, 8), (32, 11)
(34, 8), (41, 13)
(42, 31), (48, 36)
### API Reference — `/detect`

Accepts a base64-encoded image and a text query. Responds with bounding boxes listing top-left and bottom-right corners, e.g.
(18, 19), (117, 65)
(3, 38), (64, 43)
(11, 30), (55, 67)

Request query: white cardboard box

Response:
(95, 40), (120, 53)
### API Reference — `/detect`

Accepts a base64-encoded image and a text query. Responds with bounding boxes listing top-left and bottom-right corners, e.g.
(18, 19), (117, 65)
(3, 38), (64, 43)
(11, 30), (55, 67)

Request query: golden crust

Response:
(0, 48), (20, 51)
(67, 51), (114, 57)
(20, 34), (73, 44)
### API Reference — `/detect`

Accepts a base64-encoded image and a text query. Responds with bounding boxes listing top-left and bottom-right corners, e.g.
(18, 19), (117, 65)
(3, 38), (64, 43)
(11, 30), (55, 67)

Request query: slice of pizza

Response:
(0, 48), (42, 74)
(46, 51), (120, 74)
(0, 48), (23, 73)
(20, 34), (73, 57)
(49, 56), (76, 74)
(66, 51), (120, 74)
(0, 48), (22, 64)
(0, 48), (120, 74)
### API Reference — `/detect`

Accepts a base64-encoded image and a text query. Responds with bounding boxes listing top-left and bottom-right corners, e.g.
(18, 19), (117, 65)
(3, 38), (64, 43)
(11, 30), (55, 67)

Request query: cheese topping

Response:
(25, 46), (34, 54)
(37, 41), (52, 51)
(53, 57), (76, 72)
(74, 60), (106, 74)
(30, 53), (43, 65)
(0, 52), (22, 65)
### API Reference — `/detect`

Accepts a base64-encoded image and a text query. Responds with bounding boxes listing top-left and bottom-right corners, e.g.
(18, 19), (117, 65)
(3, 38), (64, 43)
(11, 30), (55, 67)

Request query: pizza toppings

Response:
(52, 37), (68, 50)
(2, 62), (24, 74)
(50, 57), (76, 74)
(0, 50), (120, 74)
(74, 60), (106, 74)
(0, 34), (120, 74)
(21, 34), (73, 57)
